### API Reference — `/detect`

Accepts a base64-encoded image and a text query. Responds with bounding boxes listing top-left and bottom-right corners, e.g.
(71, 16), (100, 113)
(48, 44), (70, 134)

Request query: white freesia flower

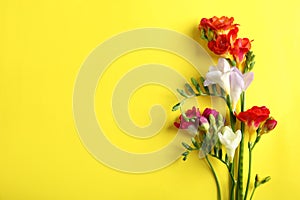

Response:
(218, 126), (242, 162)
(230, 67), (253, 110)
(204, 58), (254, 111)
(204, 58), (231, 93)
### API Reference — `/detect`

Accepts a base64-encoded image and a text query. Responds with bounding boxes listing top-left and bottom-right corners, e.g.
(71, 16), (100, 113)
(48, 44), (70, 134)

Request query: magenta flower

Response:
(174, 107), (201, 133)
(174, 107), (216, 134)
(202, 108), (219, 120)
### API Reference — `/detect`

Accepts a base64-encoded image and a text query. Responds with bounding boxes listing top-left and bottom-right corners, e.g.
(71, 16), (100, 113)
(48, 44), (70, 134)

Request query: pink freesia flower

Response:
(174, 106), (200, 130)
(174, 107), (216, 134)
(202, 108), (219, 120)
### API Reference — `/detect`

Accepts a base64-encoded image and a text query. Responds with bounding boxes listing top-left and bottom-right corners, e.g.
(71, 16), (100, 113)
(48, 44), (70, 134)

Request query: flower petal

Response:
(217, 58), (231, 73)
(243, 72), (254, 90)
(230, 69), (244, 110)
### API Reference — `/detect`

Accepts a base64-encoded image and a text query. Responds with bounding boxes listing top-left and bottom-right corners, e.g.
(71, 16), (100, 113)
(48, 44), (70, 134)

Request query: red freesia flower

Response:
(207, 28), (238, 55)
(236, 106), (270, 128)
(199, 16), (238, 31)
(208, 34), (230, 55)
(230, 38), (252, 65)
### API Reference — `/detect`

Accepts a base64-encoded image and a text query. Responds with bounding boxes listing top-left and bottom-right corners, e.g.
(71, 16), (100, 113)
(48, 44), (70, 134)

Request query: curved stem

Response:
(230, 180), (236, 200)
(229, 163), (236, 200)
(209, 154), (235, 183)
(225, 95), (236, 131)
(249, 187), (257, 200)
(237, 91), (245, 200)
(244, 143), (253, 200)
(206, 156), (222, 200)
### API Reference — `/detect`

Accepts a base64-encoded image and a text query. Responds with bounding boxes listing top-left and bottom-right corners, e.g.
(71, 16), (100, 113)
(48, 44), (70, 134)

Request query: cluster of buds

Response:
(174, 107), (221, 135)
(175, 107), (242, 163)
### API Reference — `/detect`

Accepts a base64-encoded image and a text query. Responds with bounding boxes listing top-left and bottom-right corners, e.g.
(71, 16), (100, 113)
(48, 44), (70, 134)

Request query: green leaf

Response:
(191, 137), (200, 149)
(182, 156), (188, 161)
(200, 29), (208, 41)
(216, 114), (224, 127)
(182, 151), (189, 161)
(182, 142), (193, 151)
(191, 77), (202, 94)
(176, 88), (188, 98)
(184, 83), (195, 96)
(200, 76), (209, 93)
(181, 112), (190, 122)
(172, 102), (181, 111)
(225, 154), (228, 163)
(218, 149), (222, 160)
(212, 84), (218, 95)
(260, 176), (271, 184)
(191, 77), (198, 86)
(249, 61), (255, 70)
(182, 151), (189, 156)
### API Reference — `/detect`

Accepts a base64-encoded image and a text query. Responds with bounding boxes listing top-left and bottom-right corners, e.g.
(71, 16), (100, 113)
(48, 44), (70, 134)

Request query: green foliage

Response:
(245, 51), (256, 72)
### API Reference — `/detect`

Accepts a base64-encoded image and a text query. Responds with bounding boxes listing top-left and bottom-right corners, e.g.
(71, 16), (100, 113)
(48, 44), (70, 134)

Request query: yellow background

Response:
(0, 0), (299, 199)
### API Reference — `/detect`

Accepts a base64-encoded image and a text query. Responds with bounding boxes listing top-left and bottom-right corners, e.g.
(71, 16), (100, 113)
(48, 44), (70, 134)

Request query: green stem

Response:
(225, 95), (236, 131)
(249, 187), (257, 200)
(206, 156), (222, 200)
(244, 143), (253, 200)
(230, 180), (236, 200)
(237, 91), (245, 200)
(229, 162), (235, 200)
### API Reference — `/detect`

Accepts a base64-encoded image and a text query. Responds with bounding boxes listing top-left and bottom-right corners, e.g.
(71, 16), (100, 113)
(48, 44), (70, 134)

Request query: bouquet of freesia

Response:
(172, 16), (277, 200)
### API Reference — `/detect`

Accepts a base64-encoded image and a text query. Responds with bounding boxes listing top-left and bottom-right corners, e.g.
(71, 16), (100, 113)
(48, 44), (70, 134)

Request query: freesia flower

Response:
(207, 28), (238, 55)
(199, 116), (209, 131)
(230, 38), (252, 67)
(199, 16), (238, 31)
(202, 108), (219, 121)
(236, 106), (270, 140)
(236, 106), (270, 128)
(207, 34), (231, 55)
(204, 58), (254, 110)
(218, 126), (242, 162)
(230, 67), (254, 110)
(174, 107), (201, 133)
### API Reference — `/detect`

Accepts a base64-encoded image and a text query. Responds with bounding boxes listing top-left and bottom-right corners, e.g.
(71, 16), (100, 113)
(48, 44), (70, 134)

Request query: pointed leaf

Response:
(191, 137), (200, 149)
(176, 88), (188, 98)
(182, 142), (193, 151)
(172, 102), (181, 111)
(184, 83), (195, 96)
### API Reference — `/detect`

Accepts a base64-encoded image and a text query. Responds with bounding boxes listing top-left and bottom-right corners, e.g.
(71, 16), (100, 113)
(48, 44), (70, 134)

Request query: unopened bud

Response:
(262, 118), (277, 133)
(261, 176), (271, 184)
(199, 116), (209, 131)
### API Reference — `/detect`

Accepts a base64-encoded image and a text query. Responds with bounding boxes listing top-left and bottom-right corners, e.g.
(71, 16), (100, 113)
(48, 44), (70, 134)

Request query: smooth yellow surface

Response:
(0, 0), (299, 199)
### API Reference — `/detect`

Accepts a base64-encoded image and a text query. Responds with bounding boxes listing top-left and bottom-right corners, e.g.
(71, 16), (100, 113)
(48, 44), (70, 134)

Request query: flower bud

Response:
(255, 174), (260, 187)
(262, 118), (277, 132)
(260, 176), (271, 184)
(199, 116), (209, 131)
(202, 108), (219, 120)
(255, 174), (271, 187)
